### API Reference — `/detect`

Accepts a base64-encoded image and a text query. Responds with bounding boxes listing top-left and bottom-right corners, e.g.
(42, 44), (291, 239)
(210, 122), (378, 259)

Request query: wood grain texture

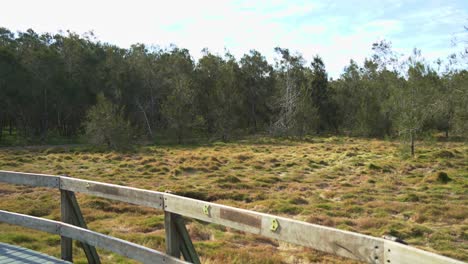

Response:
(60, 177), (164, 209)
(174, 215), (201, 264)
(64, 191), (101, 264)
(0, 210), (187, 264)
(0, 171), (465, 264)
(164, 194), (262, 234)
(0, 210), (60, 234)
(164, 194), (384, 263)
(165, 212), (181, 259)
(0, 170), (59, 188)
(220, 208), (261, 228)
(60, 224), (187, 264)
(0, 242), (69, 264)
(60, 190), (73, 262)
(383, 240), (465, 264)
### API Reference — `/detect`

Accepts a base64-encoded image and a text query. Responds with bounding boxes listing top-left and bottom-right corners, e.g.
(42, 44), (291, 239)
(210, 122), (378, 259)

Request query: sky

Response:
(2, 0), (467, 78)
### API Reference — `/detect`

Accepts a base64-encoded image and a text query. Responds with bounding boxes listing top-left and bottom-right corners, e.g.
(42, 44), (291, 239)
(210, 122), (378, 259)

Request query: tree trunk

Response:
(0, 116), (3, 141)
(410, 130), (415, 157)
(136, 99), (153, 139)
(41, 87), (48, 141)
(445, 130), (449, 138)
(251, 101), (257, 133)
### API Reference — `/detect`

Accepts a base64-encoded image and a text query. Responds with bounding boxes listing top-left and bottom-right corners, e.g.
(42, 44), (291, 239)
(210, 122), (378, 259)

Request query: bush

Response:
(433, 150), (455, 159)
(84, 93), (133, 150)
(436, 172), (452, 184)
(424, 171), (452, 184)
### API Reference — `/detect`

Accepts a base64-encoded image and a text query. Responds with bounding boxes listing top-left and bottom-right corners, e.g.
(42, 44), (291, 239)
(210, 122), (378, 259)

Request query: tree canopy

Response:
(0, 27), (466, 148)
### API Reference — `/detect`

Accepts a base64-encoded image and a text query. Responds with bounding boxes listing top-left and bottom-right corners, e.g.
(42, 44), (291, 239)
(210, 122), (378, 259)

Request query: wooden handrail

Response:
(0, 210), (187, 264)
(0, 170), (464, 264)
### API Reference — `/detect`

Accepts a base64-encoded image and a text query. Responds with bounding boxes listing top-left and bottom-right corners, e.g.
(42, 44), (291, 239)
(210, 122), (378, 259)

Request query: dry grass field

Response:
(0, 137), (466, 263)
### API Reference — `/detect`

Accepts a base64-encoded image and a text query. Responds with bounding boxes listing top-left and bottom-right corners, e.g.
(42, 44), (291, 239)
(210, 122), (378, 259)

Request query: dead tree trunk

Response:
(136, 99), (153, 139)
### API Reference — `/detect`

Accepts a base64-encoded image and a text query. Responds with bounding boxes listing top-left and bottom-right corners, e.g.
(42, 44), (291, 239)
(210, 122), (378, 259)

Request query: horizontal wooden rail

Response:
(60, 177), (164, 209)
(0, 170), (59, 188)
(0, 170), (464, 264)
(0, 210), (187, 264)
(164, 193), (382, 262)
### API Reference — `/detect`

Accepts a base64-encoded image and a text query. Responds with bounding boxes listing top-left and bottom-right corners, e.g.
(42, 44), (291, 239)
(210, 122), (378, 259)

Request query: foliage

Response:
(0, 27), (467, 146)
(84, 93), (133, 149)
(160, 48), (203, 143)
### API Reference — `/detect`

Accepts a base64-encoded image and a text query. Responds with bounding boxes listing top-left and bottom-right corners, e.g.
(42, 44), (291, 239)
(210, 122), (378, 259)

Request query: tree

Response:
(16, 29), (63, 140)
(52, 31), (101, 137)
(310, 56), (336, 133)
(84, 93), (133, 149)
(271, 47), (307, 136)
(448, 70), (468, 136)
(332, 60), (361, 135)
(161, 48), (202, 143)
(239, 50), (274, 132)
(193, 50), (242, 141)
(295, 71), (320, 137)
(1, 26), (467, 145)
(214, 52), (243, 141)
(126, 44), (161, 139)
(391, 50), (438, 156)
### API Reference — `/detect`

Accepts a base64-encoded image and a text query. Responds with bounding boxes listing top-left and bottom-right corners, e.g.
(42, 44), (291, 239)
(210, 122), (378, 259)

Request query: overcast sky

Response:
(2, 0), (467, 77)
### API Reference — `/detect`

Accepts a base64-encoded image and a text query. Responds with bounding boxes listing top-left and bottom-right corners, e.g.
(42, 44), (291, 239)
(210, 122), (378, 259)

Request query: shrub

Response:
(401, 193), (420, 202)
(436, 171), (452, 184)
(433, 150), (455, 159)
(84, 93), (133, 150)
(368, 163), (381, 170)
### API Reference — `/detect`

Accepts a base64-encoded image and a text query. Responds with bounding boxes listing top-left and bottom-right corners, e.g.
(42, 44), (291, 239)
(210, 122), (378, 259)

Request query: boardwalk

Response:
(0, 243), (68, 264)
(0, 170), (464, 264)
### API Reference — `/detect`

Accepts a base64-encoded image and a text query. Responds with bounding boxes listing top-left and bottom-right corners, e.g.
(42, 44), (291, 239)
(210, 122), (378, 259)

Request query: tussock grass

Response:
(0, 137), (466, 263)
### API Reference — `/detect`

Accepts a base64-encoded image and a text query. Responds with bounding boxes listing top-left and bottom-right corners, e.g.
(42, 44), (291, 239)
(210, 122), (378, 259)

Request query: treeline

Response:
(0, 27), (467, 146)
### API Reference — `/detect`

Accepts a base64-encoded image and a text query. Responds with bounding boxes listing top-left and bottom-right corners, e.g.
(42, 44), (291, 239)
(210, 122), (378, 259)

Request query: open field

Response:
(0, 137), (466, 263)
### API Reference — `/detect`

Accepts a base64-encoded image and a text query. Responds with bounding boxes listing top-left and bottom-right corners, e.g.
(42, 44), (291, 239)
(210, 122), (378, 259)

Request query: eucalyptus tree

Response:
(214, 52), (243, 141)
(271, 47), (307, 136)
(295, 66), (319, 137)
(126, 44), (160, 138)
(391, 50), (438, 156)
(193, 50), (225, 135)
(14, 29), (64, 139)
(239, 50), (274, 132)
(85, 93), (132, 149)
(331, 60), (361, 134)
(309, 56), (336, 133)
(448, 70), (468, 136)
(1, 26), (466, 145)
(0, 29), (21, 140)
(161, 48), (200, 143)
(51, 31), (102, 136)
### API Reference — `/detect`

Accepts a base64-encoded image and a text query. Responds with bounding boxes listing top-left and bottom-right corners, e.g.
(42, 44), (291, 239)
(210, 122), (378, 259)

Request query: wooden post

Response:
(165, 212), (181, 258)
(175, 216), (200, 264)
(61, 189), (73, 262)
(66, 191), (101, 264)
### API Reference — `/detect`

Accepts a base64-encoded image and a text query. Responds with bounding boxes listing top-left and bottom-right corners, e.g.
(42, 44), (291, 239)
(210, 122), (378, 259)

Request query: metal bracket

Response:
(55, 177), (61, 189)
(270, 218), (279, 232)
(203, 204), (210, 216)
(159, 196), (164, 209)
(55, 223), (61, 235)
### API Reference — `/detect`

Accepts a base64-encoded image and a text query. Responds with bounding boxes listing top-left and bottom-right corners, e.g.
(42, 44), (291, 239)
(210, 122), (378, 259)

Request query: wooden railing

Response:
(0, 170), (464, 264)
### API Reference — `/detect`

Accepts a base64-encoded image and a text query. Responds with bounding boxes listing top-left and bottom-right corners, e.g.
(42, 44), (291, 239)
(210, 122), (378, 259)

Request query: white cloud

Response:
(1, 0), (466, 77)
